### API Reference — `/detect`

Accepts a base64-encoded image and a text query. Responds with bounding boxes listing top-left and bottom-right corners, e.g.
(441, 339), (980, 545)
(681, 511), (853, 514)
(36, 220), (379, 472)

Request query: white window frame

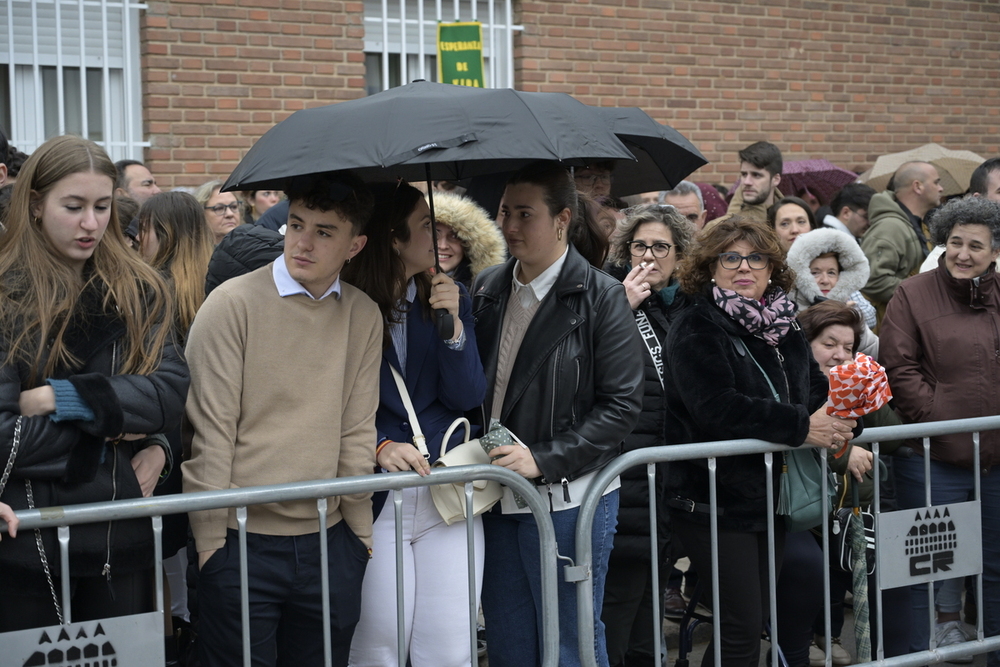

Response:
(1, 0), (146, 161)
(363, 0), (522, 93)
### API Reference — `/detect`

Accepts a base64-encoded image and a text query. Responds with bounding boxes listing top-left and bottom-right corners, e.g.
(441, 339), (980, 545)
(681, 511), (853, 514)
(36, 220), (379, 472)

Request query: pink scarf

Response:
(712, 285), (797, 346)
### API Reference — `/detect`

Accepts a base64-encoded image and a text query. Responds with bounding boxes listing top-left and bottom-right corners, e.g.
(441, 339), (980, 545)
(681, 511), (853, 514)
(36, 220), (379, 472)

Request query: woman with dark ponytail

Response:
(471, 161), (644, 667)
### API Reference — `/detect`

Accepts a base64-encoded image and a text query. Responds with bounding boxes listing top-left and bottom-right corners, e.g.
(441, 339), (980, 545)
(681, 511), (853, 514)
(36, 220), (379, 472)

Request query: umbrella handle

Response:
(435, 309), (455, 340)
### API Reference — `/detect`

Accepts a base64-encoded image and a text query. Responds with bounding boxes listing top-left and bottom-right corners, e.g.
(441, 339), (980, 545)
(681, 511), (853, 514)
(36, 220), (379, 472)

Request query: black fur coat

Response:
(662, 292), (828, 532)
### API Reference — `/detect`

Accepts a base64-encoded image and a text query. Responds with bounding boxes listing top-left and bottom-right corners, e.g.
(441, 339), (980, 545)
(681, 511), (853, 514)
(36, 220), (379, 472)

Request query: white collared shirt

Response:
(271, 257), (342, 301)
(512, 246), (569, 308)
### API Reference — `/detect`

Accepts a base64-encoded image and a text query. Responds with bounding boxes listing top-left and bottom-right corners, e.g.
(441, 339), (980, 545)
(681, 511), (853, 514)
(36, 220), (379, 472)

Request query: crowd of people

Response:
(0, 125), (999, 667)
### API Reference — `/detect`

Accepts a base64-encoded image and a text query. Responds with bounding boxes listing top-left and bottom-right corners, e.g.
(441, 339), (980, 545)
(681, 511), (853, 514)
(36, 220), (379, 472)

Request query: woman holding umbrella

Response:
(344, 181), (488, 667)
(471, 161), (644, 667)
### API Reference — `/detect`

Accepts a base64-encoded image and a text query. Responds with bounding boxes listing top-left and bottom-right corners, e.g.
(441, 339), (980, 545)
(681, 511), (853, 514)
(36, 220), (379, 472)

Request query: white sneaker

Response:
(813, 635), (852, 666)
(935, 620), (972, 664)
(809, 641), (826, 667)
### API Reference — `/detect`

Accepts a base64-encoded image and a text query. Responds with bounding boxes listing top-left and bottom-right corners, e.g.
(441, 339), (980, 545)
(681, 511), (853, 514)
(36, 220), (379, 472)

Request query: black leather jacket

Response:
(471, 245), (644, 485)
(0, 283), (189, 576)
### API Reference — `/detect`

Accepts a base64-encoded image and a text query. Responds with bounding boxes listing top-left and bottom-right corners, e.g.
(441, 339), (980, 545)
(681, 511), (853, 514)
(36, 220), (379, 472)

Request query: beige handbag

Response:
(389, 367), (502, 524)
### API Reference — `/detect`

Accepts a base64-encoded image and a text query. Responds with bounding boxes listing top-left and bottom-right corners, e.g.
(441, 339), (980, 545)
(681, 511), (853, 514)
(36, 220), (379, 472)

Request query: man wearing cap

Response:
(183, 171), (381, 667)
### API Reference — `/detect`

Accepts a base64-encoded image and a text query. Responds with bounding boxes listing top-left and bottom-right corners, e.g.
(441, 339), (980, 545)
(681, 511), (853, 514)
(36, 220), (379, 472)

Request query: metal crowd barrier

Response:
(1, 464), (561, 667)
(574, 415), (1000, 667)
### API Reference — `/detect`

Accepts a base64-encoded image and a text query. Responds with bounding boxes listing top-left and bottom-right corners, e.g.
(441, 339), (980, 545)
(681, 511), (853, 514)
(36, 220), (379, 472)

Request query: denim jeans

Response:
(481, 489), (619, 667)
(894, 455), (1000, 666)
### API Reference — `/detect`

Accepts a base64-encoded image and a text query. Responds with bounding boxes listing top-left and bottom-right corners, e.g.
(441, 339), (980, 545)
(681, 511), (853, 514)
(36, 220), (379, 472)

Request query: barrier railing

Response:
(0, 464), (561, 667)
(573, 415), (1000, 667)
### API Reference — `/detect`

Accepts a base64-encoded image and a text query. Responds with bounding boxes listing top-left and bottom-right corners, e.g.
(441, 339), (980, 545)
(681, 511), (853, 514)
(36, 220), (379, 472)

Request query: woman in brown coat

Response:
(880, 196), (1000, 663)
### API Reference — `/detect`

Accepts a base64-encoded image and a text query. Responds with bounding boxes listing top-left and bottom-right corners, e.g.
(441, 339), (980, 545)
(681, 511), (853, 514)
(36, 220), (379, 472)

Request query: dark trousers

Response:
(672, 516), (786, 667)
(602, 551), (665, 667)
(197, 522), (369, 667)
(0, 566), (154, 631)
(776, 530), (825, 667)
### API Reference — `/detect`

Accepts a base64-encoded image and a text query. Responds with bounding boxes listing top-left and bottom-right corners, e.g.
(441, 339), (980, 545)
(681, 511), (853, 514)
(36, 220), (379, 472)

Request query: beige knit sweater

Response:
(182, 265), (383, 552)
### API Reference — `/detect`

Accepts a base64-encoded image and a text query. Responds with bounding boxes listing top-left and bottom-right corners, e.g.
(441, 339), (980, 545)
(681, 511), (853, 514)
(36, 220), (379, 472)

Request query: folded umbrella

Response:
(859, 143), (986, 197)
(593, 107), (708, 198)
(826, 353), (892, 419)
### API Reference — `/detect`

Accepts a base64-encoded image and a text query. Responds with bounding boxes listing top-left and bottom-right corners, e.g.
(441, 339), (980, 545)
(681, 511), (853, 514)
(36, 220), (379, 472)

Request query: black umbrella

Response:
(594, 107), (708, 198)
(222, 80), (637, 339)
(222, 80), (636, 192)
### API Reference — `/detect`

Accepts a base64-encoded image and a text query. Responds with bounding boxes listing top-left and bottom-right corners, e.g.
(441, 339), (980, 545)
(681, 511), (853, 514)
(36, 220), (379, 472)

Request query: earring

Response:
(710, 278), (716, 284)
(768, 279), (772, 284)
(557, 227), (564, 241)
(345, 257), (351, 264)
(394, 247), (401, 256)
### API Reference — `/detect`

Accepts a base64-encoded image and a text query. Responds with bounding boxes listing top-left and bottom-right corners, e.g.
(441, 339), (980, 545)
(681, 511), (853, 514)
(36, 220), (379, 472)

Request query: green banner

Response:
(437, 22), (485, 88)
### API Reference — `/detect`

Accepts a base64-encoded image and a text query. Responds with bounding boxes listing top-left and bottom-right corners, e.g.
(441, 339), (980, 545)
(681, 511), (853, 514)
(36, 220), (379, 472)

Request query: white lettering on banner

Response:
(877, 500), (983, 590)
(633, 309), (663, 386)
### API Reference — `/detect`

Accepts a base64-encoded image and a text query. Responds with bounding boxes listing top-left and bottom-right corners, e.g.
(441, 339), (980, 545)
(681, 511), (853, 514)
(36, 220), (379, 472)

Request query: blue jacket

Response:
(374, 283), (487, 516)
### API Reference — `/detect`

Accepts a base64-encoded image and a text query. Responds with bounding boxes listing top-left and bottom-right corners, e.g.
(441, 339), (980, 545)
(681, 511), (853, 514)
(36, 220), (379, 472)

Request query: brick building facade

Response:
(138, 0), (1000, 190)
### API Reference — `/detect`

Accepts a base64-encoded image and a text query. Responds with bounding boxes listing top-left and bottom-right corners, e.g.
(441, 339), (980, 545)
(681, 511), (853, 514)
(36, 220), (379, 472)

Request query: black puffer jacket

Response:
(205, 223), (284, 296)
(663, 291), (828, 532)
(0, 283), (189, 576)
(604, 263), (689, 560)
(471, 245), (644, 485)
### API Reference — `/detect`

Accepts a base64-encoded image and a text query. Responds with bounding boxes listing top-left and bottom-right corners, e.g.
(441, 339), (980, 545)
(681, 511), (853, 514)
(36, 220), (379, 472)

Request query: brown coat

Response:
(880, 255), (1000, 471)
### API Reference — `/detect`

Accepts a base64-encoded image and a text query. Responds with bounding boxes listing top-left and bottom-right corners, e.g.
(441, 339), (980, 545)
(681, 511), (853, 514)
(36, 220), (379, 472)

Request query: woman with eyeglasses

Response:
(195, 179), (242, 244)
(601, 203), (694, 667)
(662, 216), (855, 667)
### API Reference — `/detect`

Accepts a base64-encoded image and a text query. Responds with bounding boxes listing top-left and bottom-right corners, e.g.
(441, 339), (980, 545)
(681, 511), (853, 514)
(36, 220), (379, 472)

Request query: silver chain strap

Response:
(25, 478), (64, 625)
(0, 416), (21, 496)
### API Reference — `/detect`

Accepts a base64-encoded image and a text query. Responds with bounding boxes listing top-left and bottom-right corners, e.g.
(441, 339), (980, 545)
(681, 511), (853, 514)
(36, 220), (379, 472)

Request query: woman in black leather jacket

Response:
(0, 136), (189, 631)
(471, 162), (644, 667)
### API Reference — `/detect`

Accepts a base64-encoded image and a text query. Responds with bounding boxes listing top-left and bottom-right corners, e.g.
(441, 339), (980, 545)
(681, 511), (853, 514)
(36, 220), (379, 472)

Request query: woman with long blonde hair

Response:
(0, 135), (189, 631)
(138, 190), (215, 341)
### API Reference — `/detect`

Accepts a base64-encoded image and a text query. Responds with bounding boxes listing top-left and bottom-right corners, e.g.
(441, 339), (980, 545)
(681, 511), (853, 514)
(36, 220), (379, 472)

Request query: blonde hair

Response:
(139, 191), (214, 339)
(0, 136), (173, 383)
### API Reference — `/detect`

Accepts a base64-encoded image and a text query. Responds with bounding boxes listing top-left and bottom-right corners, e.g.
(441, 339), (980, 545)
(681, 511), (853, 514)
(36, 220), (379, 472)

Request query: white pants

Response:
(349, 485), (485, 667)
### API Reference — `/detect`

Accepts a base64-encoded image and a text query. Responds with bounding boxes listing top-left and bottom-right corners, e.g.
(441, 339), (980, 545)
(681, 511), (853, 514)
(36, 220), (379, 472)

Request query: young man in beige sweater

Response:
(182, 172), (382, 667)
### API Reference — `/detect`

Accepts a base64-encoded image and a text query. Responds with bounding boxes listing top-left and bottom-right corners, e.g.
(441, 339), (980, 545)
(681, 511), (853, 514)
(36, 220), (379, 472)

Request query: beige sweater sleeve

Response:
(335, 313), (383, 548)
(181, 288), (246, 553)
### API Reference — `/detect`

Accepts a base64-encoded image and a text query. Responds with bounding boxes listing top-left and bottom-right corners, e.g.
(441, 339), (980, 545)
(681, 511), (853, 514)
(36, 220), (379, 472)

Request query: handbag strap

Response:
(389, 365), (429, 459)
(440, 418), (471, 457)
(0, 416), (22, 497)
(729, 334), (780, 402)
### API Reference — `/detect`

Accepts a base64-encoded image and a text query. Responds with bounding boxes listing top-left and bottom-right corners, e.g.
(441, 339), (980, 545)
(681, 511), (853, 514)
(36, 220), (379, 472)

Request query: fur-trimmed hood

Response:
(429, 191), (506, 278)
(787, 227), (870, 309)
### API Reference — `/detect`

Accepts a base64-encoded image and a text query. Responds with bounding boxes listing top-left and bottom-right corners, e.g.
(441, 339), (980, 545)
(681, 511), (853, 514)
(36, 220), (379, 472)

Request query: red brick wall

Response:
(141, 0), (1000, 189)
(516, 0), (1000, 185)
(141, 0), (367, 190)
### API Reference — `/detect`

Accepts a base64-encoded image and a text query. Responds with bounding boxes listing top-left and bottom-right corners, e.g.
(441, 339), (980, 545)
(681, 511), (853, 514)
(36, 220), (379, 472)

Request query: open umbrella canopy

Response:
(222, 80), (636, 192)
(779, 159), (858, 205)
(594, 107), (708, 198)
(859, 143), (986, 197)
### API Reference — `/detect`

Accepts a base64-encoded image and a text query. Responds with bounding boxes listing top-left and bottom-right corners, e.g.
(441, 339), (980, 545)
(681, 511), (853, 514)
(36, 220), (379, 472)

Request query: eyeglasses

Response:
(629, 241), (673, 258)
(205, 202), (241, 215)
(717, 252), (770, 270)
(575, 172), (612, 186)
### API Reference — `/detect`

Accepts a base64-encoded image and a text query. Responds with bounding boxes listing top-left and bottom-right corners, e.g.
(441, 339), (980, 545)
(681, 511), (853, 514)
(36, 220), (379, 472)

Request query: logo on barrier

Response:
(878, 500), (982, 590)
(1, 612), (164, 667)
(905, 506), (958, 577)
(22, 623), (116, 666)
